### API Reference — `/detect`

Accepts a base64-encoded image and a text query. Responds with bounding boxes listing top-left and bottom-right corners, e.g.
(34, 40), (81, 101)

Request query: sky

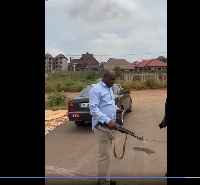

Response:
(45, 0), (167, 63)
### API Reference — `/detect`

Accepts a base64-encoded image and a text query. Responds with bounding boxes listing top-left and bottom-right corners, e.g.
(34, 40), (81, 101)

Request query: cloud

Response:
(88, 24), (167, 61)
(45, 0), (167, 62)
(46, 0), (166, 32)
(89, 32), (126, 55)
(60, 30), (77, 42)
(49, 0), (150, 24)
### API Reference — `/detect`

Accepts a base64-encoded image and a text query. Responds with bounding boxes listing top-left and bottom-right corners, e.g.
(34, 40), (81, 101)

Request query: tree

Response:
(113, 66), (122, 78)
(157, 56), (167, 63)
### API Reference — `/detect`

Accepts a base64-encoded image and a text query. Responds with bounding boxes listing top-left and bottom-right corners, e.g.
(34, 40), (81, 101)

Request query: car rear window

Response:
(77, 84), (120, 97)
(77, 86), (92, 97)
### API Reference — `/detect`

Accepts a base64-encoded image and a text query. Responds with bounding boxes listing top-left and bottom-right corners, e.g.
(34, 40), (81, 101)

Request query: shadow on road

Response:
(133, 147), (155, 154)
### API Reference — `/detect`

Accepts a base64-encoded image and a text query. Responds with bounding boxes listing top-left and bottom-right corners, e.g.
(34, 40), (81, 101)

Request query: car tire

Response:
(75, 121), (85, 126)
(117, 111), (124, 126)
(127, 102), (132, 112)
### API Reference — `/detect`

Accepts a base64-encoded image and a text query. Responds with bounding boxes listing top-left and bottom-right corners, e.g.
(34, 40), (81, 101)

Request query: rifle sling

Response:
(106, 128), (128, 160)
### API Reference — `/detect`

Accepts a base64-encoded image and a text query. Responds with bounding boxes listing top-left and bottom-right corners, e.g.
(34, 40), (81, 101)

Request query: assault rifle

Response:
(94, 121), (144, 160)
(94, 122), (144, 141)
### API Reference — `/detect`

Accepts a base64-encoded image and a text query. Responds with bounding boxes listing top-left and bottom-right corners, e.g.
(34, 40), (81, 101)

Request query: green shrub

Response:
(85, 72), (101, 82)
(132, 75), (142, 81)
(156, 80), (167, 88)
(120, 81), (133, 91)
(145, 75), (159, 89)
(45, 72), (167, 93)
(132, 80), (148, 90)
(46, 91), (69, 107)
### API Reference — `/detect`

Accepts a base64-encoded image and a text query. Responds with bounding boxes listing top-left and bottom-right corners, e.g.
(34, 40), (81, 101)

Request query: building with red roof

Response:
(134, 59), (167, 71)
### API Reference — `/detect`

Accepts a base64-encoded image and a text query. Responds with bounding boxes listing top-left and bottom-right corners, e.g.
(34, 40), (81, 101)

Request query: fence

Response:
(45, 70), (167, 81)
(121, 73), (167, 81)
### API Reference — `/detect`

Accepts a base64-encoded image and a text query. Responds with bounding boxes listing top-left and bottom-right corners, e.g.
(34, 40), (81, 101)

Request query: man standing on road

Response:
(159, 97), (167, 177)
(89, 69), (120, 185)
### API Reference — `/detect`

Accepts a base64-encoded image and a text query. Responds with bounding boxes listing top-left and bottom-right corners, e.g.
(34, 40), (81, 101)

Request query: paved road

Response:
(45, 90), (167, 185)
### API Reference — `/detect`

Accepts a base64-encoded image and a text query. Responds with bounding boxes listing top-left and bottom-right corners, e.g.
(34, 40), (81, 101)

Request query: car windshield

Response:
(77, 86), (93, 97)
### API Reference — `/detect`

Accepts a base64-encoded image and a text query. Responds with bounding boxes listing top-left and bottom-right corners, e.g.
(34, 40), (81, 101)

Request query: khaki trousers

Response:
(94, 127), (113, 185)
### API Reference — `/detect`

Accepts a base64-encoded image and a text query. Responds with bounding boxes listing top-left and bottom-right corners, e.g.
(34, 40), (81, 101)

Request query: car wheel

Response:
(127, 102), (132, 112)
(75, 121), (85, 126)
(117, 111), (124, 126)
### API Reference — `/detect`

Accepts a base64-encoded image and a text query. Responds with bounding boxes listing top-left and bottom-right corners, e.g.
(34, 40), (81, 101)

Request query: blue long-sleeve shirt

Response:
(89, 81), (118, 130)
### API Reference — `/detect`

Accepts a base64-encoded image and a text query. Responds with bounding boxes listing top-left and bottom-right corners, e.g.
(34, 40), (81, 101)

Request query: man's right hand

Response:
(107, 120), (118, 130)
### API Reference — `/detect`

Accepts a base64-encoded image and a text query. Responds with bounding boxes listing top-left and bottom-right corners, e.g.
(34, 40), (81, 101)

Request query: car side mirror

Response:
(124, 91), (131, 95)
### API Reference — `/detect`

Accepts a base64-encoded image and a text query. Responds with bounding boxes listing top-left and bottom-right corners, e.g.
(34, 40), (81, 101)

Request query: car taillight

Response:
(68, 100), (75, 109)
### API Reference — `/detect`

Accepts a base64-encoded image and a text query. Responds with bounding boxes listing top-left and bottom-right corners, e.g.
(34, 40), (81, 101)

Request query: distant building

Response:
(134, 59), (167, 71)
(54, 54), (68, 70)
(69, 52), (100, 71)
(103, 58), (135, 71)
(45, 53), (54, 74)
(45, 53), (68, 74)
(132, 61), (140, 67)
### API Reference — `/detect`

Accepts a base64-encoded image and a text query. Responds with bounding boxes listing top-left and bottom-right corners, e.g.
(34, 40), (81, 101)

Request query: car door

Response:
(112, 84), (122, 109)
(119, 86), (129, 111)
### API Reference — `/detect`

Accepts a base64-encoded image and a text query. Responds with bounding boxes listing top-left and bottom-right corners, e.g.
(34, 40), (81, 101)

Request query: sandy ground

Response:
(45, 89), (167, 135)
(45, 92), (78, 135)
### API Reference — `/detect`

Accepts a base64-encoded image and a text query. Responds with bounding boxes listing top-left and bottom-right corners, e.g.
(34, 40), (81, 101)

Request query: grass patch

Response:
(45, 91), (70, 110)
(45, 72), (167, 109)
(45, 72), (101, 92)
(115, 76), (167, 91)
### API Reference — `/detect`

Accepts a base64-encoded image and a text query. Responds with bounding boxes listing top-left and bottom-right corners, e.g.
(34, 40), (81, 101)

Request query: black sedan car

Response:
(67, 84), (132, 126)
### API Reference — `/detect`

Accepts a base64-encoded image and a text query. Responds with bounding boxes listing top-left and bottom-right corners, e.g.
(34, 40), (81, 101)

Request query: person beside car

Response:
(159, 97), (167, 177)
(89, 69), (120, 185)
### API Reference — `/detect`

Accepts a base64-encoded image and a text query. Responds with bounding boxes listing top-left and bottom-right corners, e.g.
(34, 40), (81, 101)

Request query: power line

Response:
(66, 52), (167, 57)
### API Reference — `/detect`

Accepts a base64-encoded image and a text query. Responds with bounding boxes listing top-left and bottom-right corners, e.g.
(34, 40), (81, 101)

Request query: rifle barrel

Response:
(118, 127), (143, 141)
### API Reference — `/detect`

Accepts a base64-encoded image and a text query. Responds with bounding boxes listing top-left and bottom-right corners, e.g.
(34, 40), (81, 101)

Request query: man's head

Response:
(102, 69), (116, 87)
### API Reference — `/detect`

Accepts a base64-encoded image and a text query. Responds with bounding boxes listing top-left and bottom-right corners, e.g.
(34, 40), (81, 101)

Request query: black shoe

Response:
(110, 180), (117, 185)
(165, 172), (167, 177)
(96, 179), (117, 185)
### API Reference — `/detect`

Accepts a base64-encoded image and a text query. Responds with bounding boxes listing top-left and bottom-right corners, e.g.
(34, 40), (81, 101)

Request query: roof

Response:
(80, 52), (99, 63)
(134, 59), (167, 68)
(70, 52), (99, 64)
(103, 58), (135, 70)
(55, 54), (68, 59)
(45, 53), (54, 59)
(132, 61), (140, 66)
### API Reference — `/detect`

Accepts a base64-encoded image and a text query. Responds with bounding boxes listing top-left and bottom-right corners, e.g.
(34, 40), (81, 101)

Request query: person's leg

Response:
(94, 128), (112, 185)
